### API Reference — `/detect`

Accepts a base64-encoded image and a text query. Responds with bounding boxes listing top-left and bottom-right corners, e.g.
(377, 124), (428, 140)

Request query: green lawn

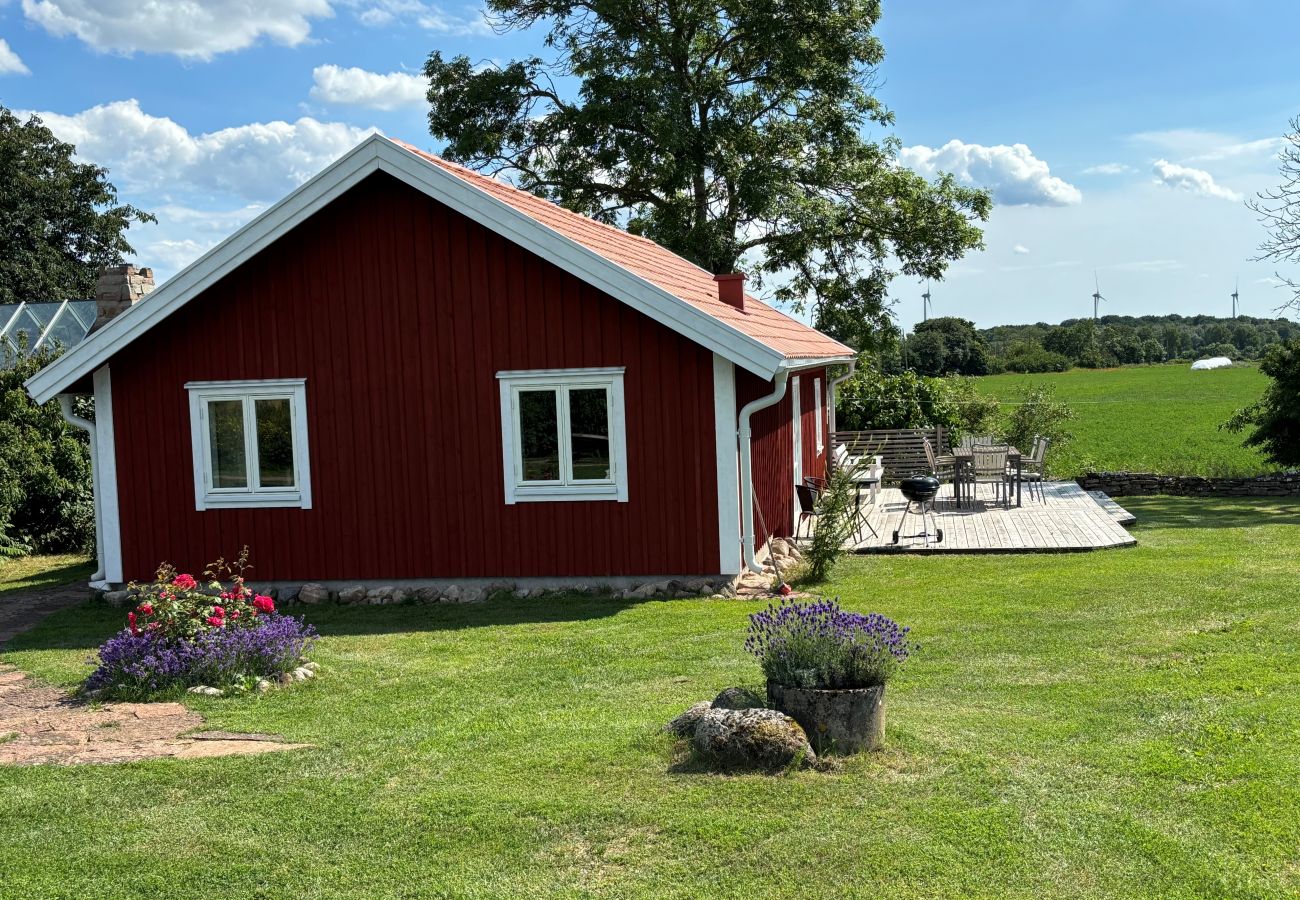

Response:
(0, 554), (94, 598)
(3, 499), (1300, 898)
(977, 363), (1271, 478)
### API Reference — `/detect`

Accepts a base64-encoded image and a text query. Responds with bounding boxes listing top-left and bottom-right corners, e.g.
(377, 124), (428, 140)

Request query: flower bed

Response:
(85, 550), (317, 701)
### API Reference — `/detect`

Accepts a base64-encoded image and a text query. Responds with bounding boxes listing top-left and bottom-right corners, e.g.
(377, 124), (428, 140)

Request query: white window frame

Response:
(497, 367), (628, 504)
(185, 378), (312, 511)
(814, 376), (824, 453)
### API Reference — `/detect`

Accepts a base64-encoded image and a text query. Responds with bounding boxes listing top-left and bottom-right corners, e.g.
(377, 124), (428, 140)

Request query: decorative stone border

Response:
(1077, 470), (1300, 498)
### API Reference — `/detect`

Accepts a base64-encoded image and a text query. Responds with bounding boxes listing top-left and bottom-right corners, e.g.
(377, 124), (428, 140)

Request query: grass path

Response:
(2, 500), (1298, 898)
(977, 364), (1270, 477)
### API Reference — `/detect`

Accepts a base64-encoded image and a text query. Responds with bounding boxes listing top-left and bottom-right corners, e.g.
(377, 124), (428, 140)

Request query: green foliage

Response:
(905, 316), (991, 376)
(998, 385), (1075, 472)
(1001, 341), (1071, 373)
(0, 106), (153, 304)
(0, 349), (94, 556)
(1222, 339), (1300, 467)
(802, 459), (862, 583)
(835, 366), (997, 438)
(980, 313), (1295, 371)
(425, 0), (990, 353)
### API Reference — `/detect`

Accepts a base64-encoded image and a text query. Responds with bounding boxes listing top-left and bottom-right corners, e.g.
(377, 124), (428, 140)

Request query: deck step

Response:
(1085, 490), (1137, 526)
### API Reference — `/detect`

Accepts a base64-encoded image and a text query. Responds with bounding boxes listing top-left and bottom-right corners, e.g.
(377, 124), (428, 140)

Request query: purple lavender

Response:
(745, 597), (916, 689)
(85, 614), (318, 700)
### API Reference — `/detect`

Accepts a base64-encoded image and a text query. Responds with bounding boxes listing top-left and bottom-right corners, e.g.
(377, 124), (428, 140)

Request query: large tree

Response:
(1250, 116), (1300, 311)
(1223, 338), (1300, 468)
(424, 0), (990, 350)
(0, 106), (153, 305)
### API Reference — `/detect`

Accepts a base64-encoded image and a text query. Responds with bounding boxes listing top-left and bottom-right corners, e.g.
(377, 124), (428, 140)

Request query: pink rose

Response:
(205, 615), (224, 628)
(252, 595), (275, 615)
(172, 574), (198, 590)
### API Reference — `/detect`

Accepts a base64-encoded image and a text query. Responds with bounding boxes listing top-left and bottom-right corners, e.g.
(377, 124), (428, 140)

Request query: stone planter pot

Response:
(767, 681), (885, 754)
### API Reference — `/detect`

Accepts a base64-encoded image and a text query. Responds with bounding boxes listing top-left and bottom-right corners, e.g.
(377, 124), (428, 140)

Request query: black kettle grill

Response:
(892, 475), (944, 546)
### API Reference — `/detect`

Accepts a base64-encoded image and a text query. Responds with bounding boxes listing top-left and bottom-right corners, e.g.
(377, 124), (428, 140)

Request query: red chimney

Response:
(714, 273), (745, 311)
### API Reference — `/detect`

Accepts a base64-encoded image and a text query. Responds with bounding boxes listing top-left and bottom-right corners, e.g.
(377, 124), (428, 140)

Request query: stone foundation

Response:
(1077, 470), (1300, 498)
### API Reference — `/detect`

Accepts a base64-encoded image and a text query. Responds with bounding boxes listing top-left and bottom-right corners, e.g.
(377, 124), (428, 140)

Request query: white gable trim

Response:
(26, 135), (825, 404)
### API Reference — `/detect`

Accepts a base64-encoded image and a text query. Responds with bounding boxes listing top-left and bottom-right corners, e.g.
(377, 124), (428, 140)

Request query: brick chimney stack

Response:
(93, 264), (154, 331)
(714, 273), (745, 311)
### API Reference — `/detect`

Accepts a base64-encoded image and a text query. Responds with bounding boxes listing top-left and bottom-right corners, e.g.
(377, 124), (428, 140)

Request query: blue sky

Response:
(1, 0), (1296, 329)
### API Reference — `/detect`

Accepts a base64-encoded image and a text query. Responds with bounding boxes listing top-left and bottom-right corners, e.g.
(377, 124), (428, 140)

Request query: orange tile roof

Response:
(394, 141), (854, 362)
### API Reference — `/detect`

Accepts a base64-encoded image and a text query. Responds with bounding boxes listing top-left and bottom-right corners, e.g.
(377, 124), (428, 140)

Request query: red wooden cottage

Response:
(26, 136), (855, 589)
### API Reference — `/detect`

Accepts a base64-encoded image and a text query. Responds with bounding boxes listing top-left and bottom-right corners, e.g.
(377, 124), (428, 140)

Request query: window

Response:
(185, 379), (312, 510)
(497, 367), (628, 503)
(814, 376), (824, 452)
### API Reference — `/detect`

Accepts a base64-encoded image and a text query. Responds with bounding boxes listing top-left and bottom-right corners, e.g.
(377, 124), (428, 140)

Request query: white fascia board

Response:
(28, 135), (800, 402)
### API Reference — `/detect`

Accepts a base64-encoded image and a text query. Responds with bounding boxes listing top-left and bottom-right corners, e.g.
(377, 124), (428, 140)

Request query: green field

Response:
(4, 498), (1300, 898)
(977, 363), (1271, 478)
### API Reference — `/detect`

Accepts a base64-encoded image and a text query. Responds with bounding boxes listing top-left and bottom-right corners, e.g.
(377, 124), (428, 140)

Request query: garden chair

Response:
(922, 437), (959, 503)
(795, 480), (820, 540)
(1014, 437), (1050, 502)
(970, 444), (1012, 507)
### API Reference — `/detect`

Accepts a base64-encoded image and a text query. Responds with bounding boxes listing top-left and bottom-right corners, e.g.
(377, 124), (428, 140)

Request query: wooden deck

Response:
(849, 481), (1137, 554)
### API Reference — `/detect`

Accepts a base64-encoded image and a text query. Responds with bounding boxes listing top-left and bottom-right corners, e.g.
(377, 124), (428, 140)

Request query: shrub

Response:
(0, 347), (94, 556)
(801, 459), (863, 584)
(745, 597), (915, 689)
(1000, 385), (1075, 472)
(835, 367), (998, 439)
(84, 549), (317, 699)
(1002, 343), (1072, 373)
(1222, 338), (1300, 467)
(85, 615), (318, 700)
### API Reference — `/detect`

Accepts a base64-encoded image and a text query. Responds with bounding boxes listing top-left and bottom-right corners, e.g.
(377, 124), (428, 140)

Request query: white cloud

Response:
(1151, 159), (1241, 202)
(345, 0), (491, 35)
(1012, 244), (1030, 255)
(0, 38), (30, 75)
(21, 0), (333, 60)
(1082, 163), (1133, 176)
(29, 99), (378, 203)
(311, 64), (426, 111)
(900, 140), (1082, 207)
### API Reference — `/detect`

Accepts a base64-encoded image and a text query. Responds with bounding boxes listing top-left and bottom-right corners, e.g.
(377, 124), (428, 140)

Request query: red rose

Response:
(212, 606), (225, 618)
(128, 611), (138, 634)
(138, 603), (154, 616)
(252, 595), (275, 615)
(172, 573), (198, 590)
(206, 615), (225, 627)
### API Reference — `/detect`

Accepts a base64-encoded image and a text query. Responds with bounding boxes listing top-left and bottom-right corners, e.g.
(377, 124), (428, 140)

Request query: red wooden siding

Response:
(735, 365), (827, 543)
(108, 173), (720, 581)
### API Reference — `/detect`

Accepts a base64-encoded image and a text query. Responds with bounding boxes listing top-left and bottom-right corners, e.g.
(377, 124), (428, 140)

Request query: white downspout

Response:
(738, 368), (789, 573)
(57, 394), (105, 583)
(826, 356), (857, 435)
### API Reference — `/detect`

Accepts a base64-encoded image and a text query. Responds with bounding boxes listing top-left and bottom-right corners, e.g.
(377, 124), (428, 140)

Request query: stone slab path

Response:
(0, 583), (310, 766)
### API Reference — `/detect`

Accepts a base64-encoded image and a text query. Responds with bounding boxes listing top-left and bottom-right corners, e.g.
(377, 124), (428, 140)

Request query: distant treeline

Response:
(886, 314), (1297, 375)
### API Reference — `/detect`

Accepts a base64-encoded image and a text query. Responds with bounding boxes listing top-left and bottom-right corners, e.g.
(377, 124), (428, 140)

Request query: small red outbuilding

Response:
(27, 136), (854, 588)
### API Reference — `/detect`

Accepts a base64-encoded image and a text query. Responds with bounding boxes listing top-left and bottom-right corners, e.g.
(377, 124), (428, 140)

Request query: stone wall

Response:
(1077, 471), (1300, 498)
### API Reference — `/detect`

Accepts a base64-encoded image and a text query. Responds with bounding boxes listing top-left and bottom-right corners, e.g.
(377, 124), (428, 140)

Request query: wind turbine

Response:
(1092, 272), (1106, 321)
(921, 283), (933, 322)
(1231, 279), (1240, 318)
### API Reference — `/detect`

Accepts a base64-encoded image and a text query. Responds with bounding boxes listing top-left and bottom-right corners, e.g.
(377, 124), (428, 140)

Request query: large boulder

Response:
(297, 583), (330, 605)
(691, 708), (816, 770)
(711, 686), (766, 710)
(665, 701), (712, 738)
(336, 585), (367, 605)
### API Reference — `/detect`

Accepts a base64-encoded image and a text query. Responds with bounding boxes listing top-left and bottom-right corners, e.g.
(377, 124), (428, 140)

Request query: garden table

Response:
(953, 446), (1022, 507)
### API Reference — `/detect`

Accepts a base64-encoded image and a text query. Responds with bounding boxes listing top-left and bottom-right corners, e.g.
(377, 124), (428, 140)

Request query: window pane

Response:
(255, 398), (296, 488)
(519, 389), (560, 481)
(207, 400), (247, 488)
(568, 388), (610, 481)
